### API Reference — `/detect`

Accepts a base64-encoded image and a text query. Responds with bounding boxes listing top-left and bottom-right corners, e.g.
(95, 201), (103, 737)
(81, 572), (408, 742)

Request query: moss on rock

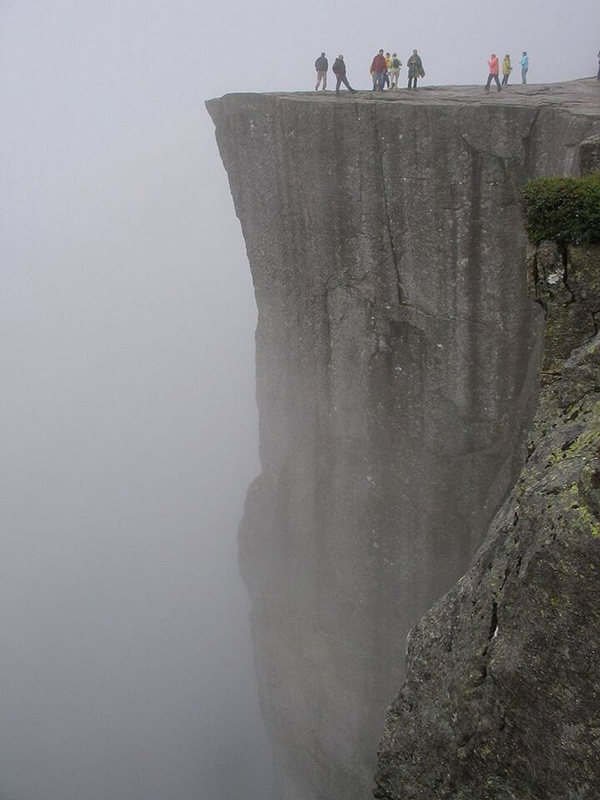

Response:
(521, 174), (600, 247)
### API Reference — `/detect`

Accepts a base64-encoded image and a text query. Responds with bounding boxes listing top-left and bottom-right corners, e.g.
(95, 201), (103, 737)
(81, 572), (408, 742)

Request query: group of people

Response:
(485, 52), (529, 91)
(314, 53), (358, 95)
(368, 49), (424, 91)
(314, 49), (536, 96)
(314, 50), (425, 95)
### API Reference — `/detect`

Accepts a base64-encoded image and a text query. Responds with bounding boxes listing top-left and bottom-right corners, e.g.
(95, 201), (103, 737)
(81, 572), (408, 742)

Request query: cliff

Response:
(206, 80), (600, 800)
(374, 243), (600, 800)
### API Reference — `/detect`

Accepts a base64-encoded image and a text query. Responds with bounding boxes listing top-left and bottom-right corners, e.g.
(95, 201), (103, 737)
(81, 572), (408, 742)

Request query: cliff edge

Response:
(206, 80), (600, 800)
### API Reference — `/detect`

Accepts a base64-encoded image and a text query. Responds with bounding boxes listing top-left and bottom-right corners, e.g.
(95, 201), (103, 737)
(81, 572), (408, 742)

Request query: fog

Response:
(0, 1), (598, 799)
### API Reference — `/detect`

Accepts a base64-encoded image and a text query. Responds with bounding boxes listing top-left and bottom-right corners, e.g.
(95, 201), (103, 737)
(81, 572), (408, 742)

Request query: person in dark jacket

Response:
(333, 55), (357, 96)
(315, 52), (328, 91)
(407, 49), (423, 90)
(370, 49), (387, 91)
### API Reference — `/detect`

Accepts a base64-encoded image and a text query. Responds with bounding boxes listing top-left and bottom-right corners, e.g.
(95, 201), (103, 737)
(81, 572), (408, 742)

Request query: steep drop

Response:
(207, 81), (600, 800)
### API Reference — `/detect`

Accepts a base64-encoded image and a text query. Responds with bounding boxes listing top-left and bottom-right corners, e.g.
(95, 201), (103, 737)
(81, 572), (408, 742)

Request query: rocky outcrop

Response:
(374, 246), (600, 800)
(206, 81), (600, 800)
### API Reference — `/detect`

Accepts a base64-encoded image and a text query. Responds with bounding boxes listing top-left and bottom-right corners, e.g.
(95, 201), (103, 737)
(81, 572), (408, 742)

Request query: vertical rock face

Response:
(206, 83), (600, 800)
(374, 247), (600, 800)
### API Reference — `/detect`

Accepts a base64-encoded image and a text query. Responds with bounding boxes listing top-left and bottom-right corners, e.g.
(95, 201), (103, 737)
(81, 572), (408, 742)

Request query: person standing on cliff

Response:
(389, 53), (402, 88)
(333, 55), (358, 96)
(370, 49), (387, 91)
(501, 54), (512, 86)
(485, 53), (502, 91)
(314, 52), (328, 91)
(384, 52), (392, 89)
(407, 50), (423, 90)
(520, 51), (529, 83)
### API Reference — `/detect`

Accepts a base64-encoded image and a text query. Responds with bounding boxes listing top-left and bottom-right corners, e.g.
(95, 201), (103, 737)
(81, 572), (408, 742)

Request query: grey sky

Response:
(1, 1), (598, 799)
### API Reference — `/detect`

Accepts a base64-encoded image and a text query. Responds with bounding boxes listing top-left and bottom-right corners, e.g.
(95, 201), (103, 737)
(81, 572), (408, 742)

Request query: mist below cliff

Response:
(0, 4), (273, 800)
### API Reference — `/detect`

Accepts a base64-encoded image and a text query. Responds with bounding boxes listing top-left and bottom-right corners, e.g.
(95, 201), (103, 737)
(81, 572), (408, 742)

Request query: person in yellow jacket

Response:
(501, 54), (512, 86)
(384, 52), (392, 88)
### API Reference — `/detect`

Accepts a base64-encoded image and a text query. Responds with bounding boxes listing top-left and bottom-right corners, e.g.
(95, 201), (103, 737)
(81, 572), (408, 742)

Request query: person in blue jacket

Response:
(520, 51), (529, 84)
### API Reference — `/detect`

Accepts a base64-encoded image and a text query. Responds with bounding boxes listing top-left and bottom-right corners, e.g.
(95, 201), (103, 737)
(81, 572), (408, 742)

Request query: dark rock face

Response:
(206, 82), (600, 800)
(531, 243), (600, 379)
(375, 251), (600, 798)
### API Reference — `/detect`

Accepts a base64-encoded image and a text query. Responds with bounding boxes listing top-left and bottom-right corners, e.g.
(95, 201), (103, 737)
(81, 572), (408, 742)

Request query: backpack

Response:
(392, 58), (400, 69)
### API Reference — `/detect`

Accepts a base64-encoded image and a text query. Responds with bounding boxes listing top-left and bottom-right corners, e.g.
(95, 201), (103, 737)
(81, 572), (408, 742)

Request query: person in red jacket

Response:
(370, 49), (387, 91)
(485, 53), (502, 92)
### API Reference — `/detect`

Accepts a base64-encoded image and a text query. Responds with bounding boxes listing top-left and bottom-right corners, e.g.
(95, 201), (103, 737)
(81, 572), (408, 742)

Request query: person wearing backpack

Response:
(315, 52), (328, 91)
(389, 53), (402, 88)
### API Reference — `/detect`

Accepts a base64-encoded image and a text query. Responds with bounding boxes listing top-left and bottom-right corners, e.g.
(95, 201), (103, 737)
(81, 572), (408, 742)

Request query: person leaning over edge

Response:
(407, 49), (423, 90)
(485, 53), (502, 92)
(333, 55), (358, 96)
(315, 52), (328, 90)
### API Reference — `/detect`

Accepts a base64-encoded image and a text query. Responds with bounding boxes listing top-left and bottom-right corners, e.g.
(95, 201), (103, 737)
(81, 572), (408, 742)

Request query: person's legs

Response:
(315, 72), (322, 90)
(336, 76), (342, 95)
(408, 75), (413, 89)
(522, 68), (528, 84)
(502, 73), (508, 86)
(323, 73), (327, 90)
(485, 73), (492, 90)
(494, 74), (501, 91)
(342, 76), (357, 93)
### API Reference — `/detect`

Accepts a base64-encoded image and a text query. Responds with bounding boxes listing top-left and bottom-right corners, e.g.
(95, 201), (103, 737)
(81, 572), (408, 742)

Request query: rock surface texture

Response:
(375, 246), (600, 800)
(206, 81), (600, 800)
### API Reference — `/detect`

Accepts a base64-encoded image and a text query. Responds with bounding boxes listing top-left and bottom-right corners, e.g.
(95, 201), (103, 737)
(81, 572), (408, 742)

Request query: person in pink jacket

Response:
(485, 53), (502, 92)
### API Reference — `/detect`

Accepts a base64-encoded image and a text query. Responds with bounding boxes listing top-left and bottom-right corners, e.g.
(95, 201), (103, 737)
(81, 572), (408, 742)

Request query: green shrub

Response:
(521, 174), (600, 246)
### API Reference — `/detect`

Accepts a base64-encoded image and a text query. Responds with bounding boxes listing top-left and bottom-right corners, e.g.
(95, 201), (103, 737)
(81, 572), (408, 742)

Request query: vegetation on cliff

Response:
(375, 180), (600, 800)
(521, 174), (600, 247)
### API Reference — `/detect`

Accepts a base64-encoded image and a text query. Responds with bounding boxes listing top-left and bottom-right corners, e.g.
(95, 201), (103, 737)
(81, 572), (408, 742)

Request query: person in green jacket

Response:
(407, 50), (424, 90)
(501, 54), (512, 86)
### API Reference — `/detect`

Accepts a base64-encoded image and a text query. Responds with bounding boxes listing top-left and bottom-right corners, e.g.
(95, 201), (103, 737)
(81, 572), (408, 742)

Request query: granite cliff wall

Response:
(206, 81), (600, 800)
(374, 244), (600, 800)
